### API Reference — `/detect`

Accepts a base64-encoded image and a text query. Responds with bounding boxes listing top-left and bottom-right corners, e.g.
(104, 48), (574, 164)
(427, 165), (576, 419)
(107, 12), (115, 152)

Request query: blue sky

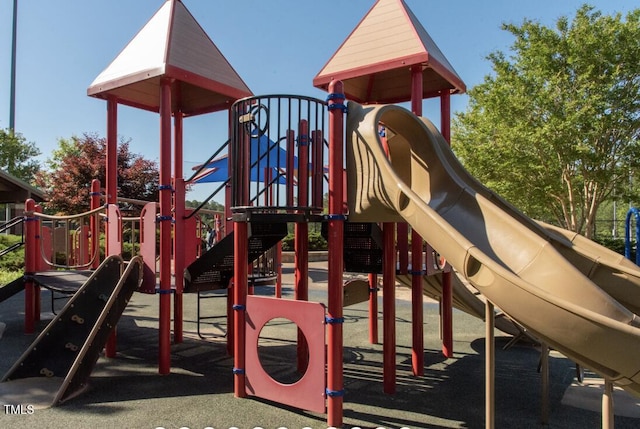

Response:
(0, 0), (636, 201)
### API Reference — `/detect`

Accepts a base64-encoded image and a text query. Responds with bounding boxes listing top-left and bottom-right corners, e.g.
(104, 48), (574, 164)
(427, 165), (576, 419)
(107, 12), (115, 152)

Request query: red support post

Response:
(23, 198), (36, 334)
(158, 78), (173, 374)
(368, 273), (378, 344)
(233, 109), (251, 398)
(105, 98), (118, 209)
(225, 109), (234, 237)
(411, 232), (424, 375)
(380, 124), (397, 393)
(173, 111), (184, 344)
(34, 205), (42, 321)
(275, 241), (282, 298)
(382, 221), (396, 394)
(225, 110), (234, 357)
(295, 120), (310, 372)
(105, 96), (118, 358)
(410, 64), (425, 375)
(227, 284), (234, 356)
(90, 179), (101, 269)
(440, 91), (453, 358)
(326, 81), (345, 428)
(286, 130), (295, 207)
(312, 130), (324, 208)
(233, 224), (248, 397)
(397, 224), (408, 275)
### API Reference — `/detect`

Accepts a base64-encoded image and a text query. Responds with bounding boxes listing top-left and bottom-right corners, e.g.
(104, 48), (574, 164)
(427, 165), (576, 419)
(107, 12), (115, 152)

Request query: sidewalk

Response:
(0, 262), (638, 428)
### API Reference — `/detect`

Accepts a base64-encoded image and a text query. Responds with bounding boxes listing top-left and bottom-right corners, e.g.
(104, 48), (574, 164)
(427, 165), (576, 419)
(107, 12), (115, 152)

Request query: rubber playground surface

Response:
(1, 262), (639, 429)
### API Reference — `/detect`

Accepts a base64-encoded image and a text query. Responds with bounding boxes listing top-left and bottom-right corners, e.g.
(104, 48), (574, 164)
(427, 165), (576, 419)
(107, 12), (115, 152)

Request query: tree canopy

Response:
(36, 133), (159, 214)
(0, 128), (41, 183)
(452, 5), (640, 238)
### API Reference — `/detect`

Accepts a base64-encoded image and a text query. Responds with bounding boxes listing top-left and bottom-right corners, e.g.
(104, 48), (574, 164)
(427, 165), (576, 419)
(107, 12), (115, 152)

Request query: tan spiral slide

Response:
(345, 101), (640, 396)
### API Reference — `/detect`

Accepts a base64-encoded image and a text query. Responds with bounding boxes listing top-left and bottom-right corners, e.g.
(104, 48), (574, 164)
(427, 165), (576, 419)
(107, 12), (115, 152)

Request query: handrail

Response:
(117, 197), (158, 207)
(0, 216), (25, 258)
(33, 204), (107, 221)
(184, 180), (228, 220)
(37, 205), (108, 270)
(186, 139), (230, 183)
(625, 207), (640, 265)
(0, 242), (23, 258)
(0, 216), (24, 234)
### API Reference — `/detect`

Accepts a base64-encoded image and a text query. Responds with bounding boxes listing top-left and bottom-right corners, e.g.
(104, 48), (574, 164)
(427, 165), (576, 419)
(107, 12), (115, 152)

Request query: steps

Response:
(323, 222), (383, 273)
(184, 221), (287, 293)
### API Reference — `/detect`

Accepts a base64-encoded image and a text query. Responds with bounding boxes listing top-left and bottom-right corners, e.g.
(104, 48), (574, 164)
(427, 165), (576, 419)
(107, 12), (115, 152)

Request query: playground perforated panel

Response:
(184, 222), (287, 293)
(322, 222), (384, 273)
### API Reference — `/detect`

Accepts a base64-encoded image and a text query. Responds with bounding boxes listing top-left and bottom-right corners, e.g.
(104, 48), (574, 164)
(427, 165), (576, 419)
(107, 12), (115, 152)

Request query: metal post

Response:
(383, 221), (396, 394)
(440, 91), (453, 358)
(286, 130), (295, 207)
(173, 111), (184, 344)
(9, 0), (18, 132)
(158, 78), (173, 375)
(232, 102), (251, 398)
(541, 343), (550, 424)
(326, 81), (345, 428)
(106, 98), (118, 209)
(233, 221), (248, 397)
(312, 130), (324, 208)
(625, 207), (640, 264)
(410, 64), (425, 376)
(90, 180), (101, 269)
(602, 379), (614, 429)
(295, 120), (309, 372)
(368, 273), (378, 344)
(486, 300), (495, 429)
(33, 204), (41, 320)
(24, 198), (36, 334)
(104, 97), (118, 358)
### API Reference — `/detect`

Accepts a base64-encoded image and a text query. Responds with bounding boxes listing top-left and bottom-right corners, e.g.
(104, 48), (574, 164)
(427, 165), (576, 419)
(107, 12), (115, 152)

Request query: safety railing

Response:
(625, 207), (640, 265)
(35, 205), (105, 270)
(231, 94), (328, 212)
(0, 216), (25, 258)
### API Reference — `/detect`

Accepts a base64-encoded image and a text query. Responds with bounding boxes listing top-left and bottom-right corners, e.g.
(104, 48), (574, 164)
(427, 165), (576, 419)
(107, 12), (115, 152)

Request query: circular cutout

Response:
(257, 317), (309, 385)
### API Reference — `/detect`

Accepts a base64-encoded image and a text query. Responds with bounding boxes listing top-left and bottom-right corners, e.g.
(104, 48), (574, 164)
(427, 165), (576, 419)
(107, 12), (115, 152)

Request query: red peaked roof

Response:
(88, 0), (252, 116)
(313, 0), (465, 103)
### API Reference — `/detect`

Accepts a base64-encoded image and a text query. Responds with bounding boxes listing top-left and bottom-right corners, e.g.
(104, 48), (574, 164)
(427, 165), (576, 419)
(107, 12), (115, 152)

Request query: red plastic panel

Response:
(245, 296), (326, 413)
(183, 209), (200, 267)
(73, 225), (91, 266)
(106, 205), (122, 257)
(38, 226), (52, 271)
(139, 202), (157, 294)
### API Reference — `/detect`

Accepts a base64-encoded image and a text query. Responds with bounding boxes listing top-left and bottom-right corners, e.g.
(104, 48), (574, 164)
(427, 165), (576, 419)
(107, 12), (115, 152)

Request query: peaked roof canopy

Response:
(88, 0), (252, 116)
(313, 0), (466, 103)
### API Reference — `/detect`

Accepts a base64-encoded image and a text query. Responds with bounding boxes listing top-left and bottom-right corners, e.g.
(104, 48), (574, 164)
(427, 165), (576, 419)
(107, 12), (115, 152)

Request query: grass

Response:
(0, 270), (21, 286)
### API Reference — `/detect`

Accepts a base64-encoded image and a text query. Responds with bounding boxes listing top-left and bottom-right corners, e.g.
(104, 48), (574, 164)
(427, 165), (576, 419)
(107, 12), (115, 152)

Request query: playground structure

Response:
(1, 1), (640, 428)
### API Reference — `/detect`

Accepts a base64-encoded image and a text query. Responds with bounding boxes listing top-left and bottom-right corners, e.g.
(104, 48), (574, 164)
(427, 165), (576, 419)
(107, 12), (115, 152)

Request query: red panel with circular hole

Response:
(245, 295), (326, 412)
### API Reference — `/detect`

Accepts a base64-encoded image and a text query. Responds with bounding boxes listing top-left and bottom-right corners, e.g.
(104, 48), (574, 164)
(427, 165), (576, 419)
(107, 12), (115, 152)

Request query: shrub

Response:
(594, 236), (634, 261)
(0, 234), (25, 272)
(0, 270), (22, 285)
(281, 231), (327, 251)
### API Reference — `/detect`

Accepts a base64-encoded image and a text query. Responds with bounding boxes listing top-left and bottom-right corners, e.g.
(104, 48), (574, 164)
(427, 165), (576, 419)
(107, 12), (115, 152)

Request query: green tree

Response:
(452, 5), (640, 238)
(0, 128), (40, 182)
(36, 133), (159, 214)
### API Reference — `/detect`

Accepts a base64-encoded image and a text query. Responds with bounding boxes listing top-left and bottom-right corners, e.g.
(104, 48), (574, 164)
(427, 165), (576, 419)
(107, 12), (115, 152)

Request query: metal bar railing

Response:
(0, 216), (25, 258)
